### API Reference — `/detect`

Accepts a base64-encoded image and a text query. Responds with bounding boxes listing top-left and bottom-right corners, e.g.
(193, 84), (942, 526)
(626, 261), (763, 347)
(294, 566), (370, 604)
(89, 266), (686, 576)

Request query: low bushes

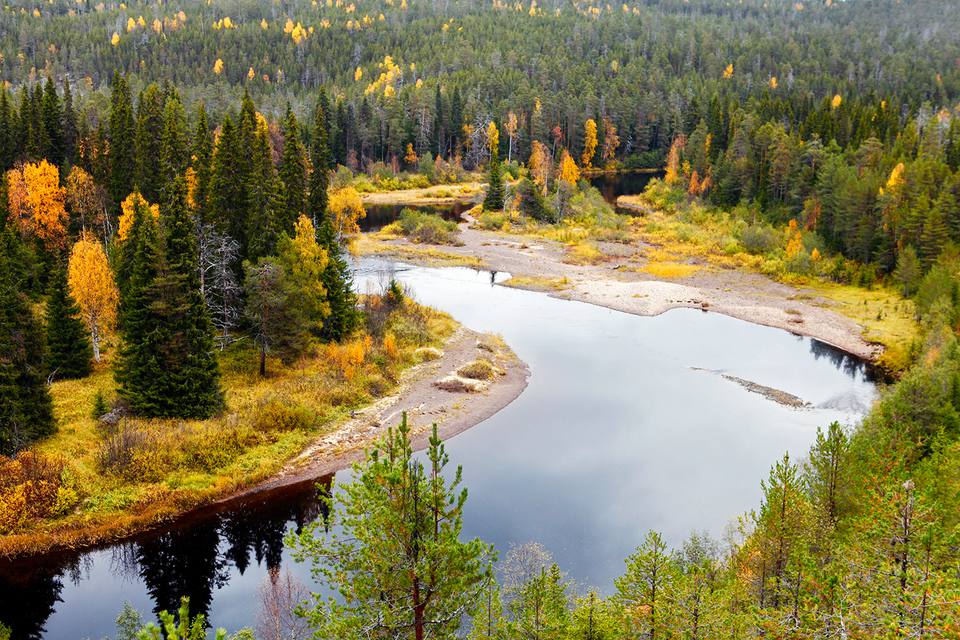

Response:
(0, 451), (72, 534)
(457, 358), (499, 380)
(387, 209), (461, 245)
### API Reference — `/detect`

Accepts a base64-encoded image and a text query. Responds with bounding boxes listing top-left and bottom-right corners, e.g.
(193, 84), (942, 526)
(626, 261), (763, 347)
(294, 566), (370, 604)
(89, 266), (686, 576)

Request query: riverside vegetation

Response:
(3, 0), (960, 637)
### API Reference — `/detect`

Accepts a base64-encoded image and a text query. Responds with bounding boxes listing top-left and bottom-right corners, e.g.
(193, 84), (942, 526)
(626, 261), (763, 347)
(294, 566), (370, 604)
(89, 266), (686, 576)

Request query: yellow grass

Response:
(564, 241), (605, 265)
(502, 275), (571, 291)
(641, 261), (701, 279)
(2, 300), (457, 556)
(360, 181), (482, 206)
(350, 234), (483, 268)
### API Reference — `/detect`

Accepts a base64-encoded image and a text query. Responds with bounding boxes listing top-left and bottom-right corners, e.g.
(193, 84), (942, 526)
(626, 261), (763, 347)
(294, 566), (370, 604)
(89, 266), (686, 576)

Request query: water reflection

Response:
(1, 260), (876, 639)
(587, 171), (662, 205)
(360, 201), (469, 232)
(0, 477), (331, 639)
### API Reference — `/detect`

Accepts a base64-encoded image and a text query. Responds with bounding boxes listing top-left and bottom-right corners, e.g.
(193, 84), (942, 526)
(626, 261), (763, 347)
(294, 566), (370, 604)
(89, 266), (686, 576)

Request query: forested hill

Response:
(3, 0), (959, 153)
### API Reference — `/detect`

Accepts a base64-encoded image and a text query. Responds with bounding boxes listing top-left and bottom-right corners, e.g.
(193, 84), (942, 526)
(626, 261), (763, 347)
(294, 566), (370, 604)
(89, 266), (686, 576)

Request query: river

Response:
(0, 258), (876, 639)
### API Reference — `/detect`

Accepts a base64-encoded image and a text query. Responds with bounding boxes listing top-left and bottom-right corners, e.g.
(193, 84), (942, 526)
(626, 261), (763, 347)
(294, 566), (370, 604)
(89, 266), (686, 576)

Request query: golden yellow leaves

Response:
(558, 149), (580, 184)
(769, 76), (778, 89)
(260, 18), (269, 29)
(487, 122), (500, 155)
(364, 56), (402, 98)
(68, 235), (118, 359)
(110, 31), (121, 46)
(831, 94), (842, 109)
(354, 66), (363, 82)
(785, 219), (804, 259)
(248, 67), (255, 80)
(723, 63), (734, 79)
(328, 187), (366, 235)
(117, 192), (159, 242)
(581, 118), (598, 168)
(884, 162), (905, 195)
(212, 16), (235, 29)
(213, 58), (224, 75)
(6, 161), (68, 250)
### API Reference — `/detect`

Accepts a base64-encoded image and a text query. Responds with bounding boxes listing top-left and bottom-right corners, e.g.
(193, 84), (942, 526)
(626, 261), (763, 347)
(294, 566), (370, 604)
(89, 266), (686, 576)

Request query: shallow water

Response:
(0, 258), (876, 639)
(587, 170), (662, 205)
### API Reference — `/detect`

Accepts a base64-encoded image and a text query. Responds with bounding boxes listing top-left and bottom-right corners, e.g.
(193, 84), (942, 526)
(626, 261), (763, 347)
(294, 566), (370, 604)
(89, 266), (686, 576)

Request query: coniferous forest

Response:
(2, 0), (960, 638)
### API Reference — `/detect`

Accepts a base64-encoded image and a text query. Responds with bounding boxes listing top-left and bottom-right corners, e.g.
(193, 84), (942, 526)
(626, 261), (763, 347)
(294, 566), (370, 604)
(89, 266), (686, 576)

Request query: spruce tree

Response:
(62, 80), (77, 166)
(159, 95), (189, 196)
(484, 152), (505, 211)
(0, 224), (54, 455)
(134, 84), (165, 203)
(307, 93), (358, 342)
(41, 77), (62, 164)
(245, 129), (283, 263)
(278, 105), (307, 233)
(45, 261), (92, 380)
(109, 72), (136, 207)
(191, 103), (213, 223)
(116, 177), (223, 418)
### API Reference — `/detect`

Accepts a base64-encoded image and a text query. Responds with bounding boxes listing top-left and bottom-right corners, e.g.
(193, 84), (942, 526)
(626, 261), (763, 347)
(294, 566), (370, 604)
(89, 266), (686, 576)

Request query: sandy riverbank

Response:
(0, 326), (528, 560)
(360, 216), (881, 362)
(230, 326), (529, 499)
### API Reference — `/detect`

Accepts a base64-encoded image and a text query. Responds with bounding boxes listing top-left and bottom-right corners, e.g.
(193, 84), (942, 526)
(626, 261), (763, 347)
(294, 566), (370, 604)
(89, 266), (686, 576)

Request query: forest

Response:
(1, 0), (960, 638)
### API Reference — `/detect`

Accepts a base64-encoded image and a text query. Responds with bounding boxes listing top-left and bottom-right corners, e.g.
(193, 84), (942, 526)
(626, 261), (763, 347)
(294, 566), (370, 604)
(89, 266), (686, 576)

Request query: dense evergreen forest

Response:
(2, 0), (960, 638)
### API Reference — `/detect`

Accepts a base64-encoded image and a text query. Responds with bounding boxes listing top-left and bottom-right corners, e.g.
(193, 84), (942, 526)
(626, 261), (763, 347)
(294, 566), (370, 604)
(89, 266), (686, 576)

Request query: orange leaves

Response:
(327, 336), (372, 380)
(6, 160), (68, 250)
(0, 452), (66, 535)
(117, 191), (159, 242)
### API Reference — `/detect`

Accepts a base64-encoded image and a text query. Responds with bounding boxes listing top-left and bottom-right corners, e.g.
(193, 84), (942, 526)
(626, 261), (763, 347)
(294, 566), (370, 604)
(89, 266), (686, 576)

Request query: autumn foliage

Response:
(6, 160), (68, 250)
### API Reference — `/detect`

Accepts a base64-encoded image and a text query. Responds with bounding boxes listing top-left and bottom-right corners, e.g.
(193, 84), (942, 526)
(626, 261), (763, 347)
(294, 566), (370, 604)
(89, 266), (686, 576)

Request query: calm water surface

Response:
(0, 258), (876, 639)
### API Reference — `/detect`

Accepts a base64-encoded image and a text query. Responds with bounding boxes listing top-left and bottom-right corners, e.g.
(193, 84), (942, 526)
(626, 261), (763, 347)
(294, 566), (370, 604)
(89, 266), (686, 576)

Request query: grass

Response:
(456, 358), (499, 381)
(799, 282), (917, 372)
(641, 261), (701, 279)
(502, 275), (571, 291)
(360, 181), (482, 206)
(564, 241), (605, 265)
(0, 298), (457, 557)
(382, 209), (462, 245)
(350, 233), (484, 268)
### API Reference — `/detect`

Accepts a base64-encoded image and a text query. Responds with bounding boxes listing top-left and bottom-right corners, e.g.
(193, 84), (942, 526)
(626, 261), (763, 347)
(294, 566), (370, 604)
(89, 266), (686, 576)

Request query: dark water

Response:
(0, 259), (876, 639)
(587, 170), (662, 205)
(359, 201), (470, 232)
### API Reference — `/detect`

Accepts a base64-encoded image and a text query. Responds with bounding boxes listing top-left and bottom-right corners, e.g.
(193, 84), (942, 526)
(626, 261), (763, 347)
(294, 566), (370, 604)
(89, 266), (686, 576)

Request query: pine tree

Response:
(115, 177), (223, 418)
(109, 73), (136, 207)
(208, 115), (246, 250)
(0, 222), (54, 455)
(290, 415), (494, 640)
(308, 92), (334, 228)
(278, 105), (307, 233)
(45, 261), (92, 379)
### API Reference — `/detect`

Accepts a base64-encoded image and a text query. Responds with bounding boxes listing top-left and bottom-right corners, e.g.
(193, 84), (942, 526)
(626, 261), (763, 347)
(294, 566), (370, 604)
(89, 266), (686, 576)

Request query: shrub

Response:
(457, 358), (498, 380)
(0, 451), (66, 534)
(739, 224), (779, 255)
(396, 209), (461, 245)
(251, 398), (315, 434)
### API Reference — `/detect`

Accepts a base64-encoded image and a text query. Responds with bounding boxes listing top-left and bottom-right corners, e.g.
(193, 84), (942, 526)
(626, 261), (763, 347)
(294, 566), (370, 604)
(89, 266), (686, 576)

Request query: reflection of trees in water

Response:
(0, 568), (65, 639)
(137, 518), (228, 621)
(0, 476), (333, 637)
(808, 339), (874, 381)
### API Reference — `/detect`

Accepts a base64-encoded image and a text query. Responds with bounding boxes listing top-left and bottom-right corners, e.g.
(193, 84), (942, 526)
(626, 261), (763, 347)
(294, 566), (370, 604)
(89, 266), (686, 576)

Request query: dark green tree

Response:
(484, 152), (505, 211)
(109, 72), (136, 207)
(45, 261), (92, 380)
(278, 105), (308, 232)
(115, 177), (223, 418)
(0, 223), (55, 454)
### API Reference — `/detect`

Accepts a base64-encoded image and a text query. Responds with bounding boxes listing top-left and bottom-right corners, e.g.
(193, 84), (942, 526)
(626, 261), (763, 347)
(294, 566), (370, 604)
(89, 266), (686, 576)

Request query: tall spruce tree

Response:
(45, 261), (92, 380)
(41, 77), (62, 165)
(109, 73), (136, 207)
(308, 92), (358, 342)
(484, 153), (505, 211)
(191, 103), (213, 223)
(245, 127), (283, 263)
(116, 177), (223, 417)
(62, 80), (77, 166)
(278, 105), (307, 233)
(134, 84), (166, 203)
(0, 222), (55, 455)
